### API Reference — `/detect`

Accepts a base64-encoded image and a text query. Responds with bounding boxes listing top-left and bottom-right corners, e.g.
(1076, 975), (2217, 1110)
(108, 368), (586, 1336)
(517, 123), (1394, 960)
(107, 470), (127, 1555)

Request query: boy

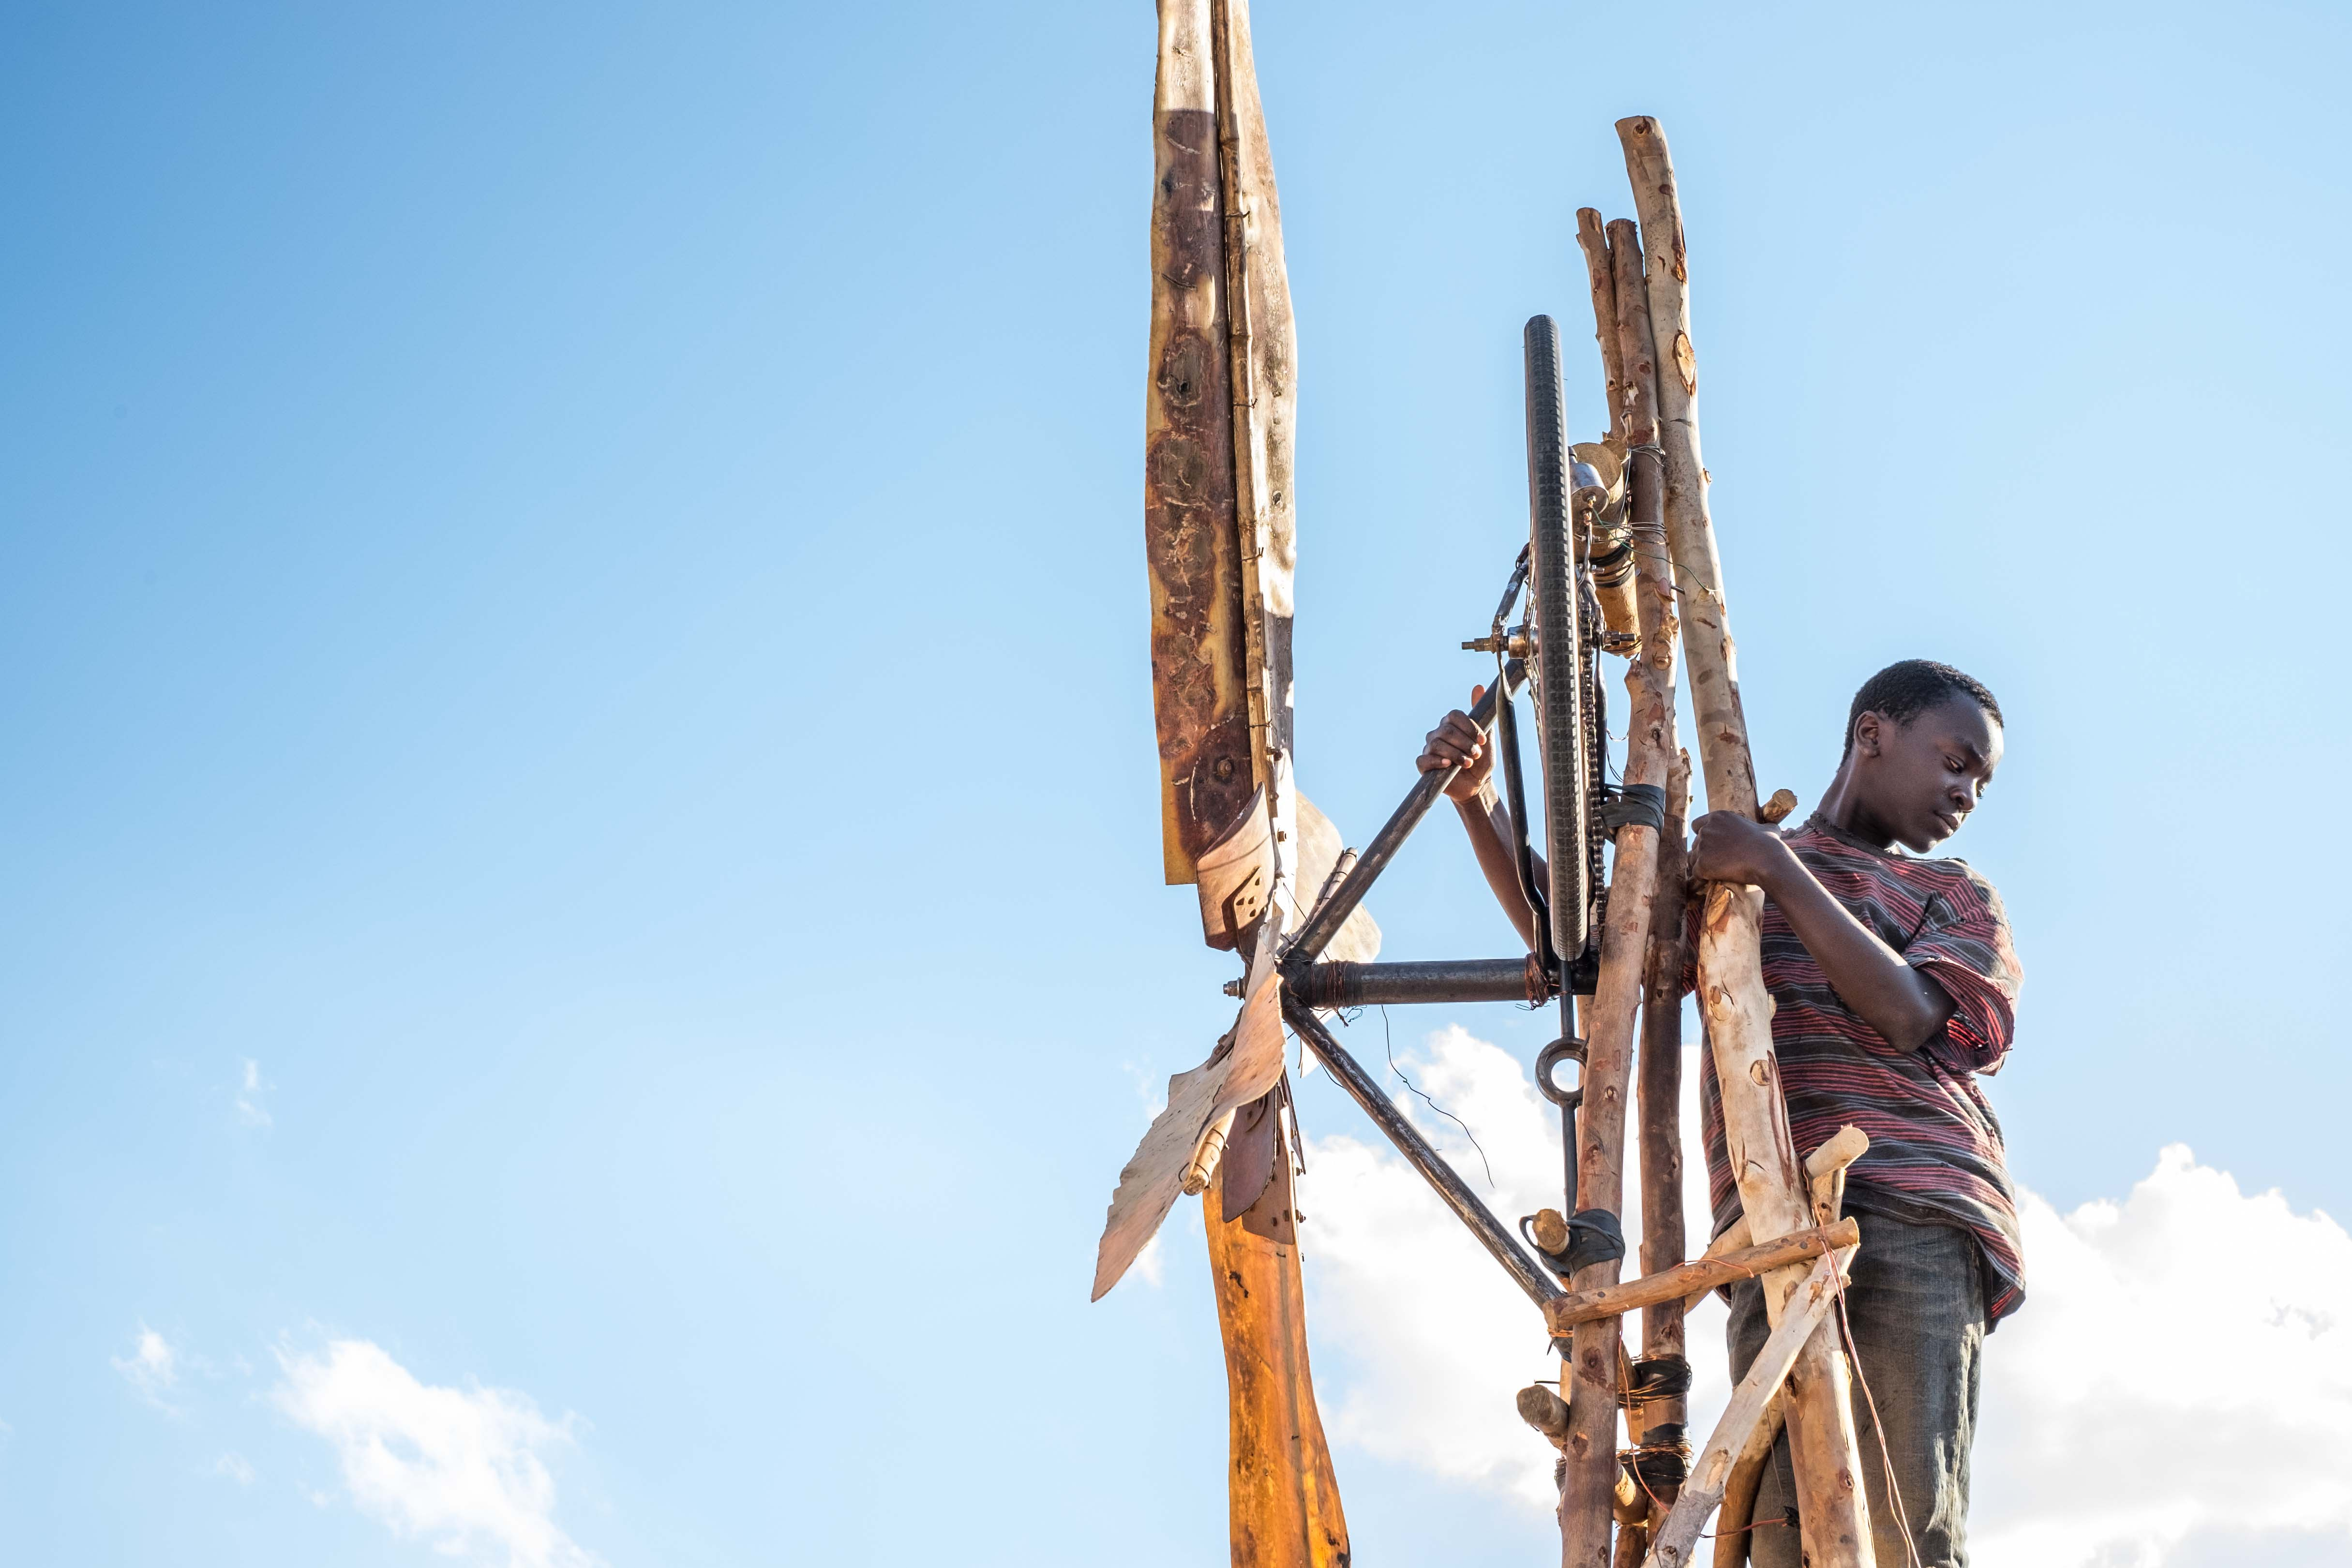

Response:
(1418, 658), (2021, 1568)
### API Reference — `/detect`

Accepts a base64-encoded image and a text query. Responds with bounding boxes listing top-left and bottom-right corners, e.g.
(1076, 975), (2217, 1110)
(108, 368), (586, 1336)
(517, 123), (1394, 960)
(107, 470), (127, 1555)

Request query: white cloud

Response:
(113, 1325), (182, 1412)
(1297, 1023), (1726, 1509)
(235, 1058), (272, 1128)
(1295, 1025), (2352, 1566)
(271, 1340), (602, 1568)
(1973, 1146), (2352, 1565)
(213, 1450), (257, 1485)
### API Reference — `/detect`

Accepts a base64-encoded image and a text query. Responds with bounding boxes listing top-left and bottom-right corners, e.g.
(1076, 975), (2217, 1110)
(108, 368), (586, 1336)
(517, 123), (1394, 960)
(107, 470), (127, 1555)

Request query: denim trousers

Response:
(1726, 1209), (1985, 1568)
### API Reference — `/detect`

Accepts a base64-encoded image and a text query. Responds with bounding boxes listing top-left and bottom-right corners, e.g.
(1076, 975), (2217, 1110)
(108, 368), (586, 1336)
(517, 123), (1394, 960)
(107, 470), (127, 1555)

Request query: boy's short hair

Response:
(1843, 660), (2003, 758)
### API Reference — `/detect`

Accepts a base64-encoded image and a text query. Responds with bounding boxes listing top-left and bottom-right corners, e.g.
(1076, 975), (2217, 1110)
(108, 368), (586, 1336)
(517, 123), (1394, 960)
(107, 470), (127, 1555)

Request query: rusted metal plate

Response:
(1193, 787), (1379, 960)
(1214, 0), (1297, 814)
(1146, 0), (1253, 885)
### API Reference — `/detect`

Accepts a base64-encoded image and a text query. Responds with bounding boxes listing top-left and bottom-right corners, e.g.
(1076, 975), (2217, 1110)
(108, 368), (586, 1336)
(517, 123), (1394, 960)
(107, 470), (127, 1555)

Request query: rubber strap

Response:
(1597, 783), (1666, 835)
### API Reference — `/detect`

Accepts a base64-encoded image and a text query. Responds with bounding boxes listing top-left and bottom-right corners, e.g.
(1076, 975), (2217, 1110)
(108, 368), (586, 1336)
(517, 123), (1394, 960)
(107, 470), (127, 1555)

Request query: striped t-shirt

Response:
(1696, 815), (2026, 1323)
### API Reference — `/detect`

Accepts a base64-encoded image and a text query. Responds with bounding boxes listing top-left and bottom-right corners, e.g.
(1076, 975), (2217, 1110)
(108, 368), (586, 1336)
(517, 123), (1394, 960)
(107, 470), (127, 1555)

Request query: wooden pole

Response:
(1642, 1252), (1852, 1568)
(1557, 228), (1686, 1568)
(1614, 210), (1690, 1523)
(1204, 1139), (1352, 1568)
(1637, 745), (1691, 1470)
(1616, 115), (1875, 1568)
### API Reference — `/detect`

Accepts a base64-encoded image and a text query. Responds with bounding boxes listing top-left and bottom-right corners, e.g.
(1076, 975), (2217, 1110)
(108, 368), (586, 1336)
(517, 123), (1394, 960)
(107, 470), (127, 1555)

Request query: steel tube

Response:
(1286, 660), (1526, 966)
(1282, 957), (1548, 1010)
(1284, 1000), (1564, 1308)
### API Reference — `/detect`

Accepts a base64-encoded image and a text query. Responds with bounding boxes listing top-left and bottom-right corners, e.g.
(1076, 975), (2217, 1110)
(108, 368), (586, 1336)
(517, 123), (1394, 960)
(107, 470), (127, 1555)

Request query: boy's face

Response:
(1853, 698), (2004, 853)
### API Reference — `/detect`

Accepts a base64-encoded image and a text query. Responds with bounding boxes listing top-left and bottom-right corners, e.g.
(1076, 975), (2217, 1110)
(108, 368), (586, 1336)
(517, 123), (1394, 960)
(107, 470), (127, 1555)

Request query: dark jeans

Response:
(1727, 1210), (1985, 1568)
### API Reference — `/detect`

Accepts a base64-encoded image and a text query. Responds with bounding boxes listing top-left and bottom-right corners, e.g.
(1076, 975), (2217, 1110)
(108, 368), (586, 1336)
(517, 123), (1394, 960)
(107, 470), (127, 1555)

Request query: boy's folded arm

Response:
(1692, 811), (1954, 1053)
(1762, 857), (1956, 1053)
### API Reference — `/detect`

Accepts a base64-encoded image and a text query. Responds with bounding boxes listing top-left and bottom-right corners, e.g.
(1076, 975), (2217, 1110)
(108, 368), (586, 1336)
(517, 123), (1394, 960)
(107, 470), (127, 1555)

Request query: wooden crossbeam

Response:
(1543, 1219), (1857, 1333)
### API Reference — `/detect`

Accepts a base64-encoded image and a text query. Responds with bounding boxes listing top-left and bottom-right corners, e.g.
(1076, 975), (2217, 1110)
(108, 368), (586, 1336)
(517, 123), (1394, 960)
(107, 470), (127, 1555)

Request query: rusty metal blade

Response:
(1090, 905), (1288, 1301)
(1145, 0), (1251, 886)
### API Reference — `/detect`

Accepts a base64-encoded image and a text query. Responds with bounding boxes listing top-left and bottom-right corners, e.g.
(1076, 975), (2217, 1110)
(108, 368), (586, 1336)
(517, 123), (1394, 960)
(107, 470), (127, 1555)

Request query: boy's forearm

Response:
(1455, 785), (1542, 953)
(1754, 845), (1955, 1053)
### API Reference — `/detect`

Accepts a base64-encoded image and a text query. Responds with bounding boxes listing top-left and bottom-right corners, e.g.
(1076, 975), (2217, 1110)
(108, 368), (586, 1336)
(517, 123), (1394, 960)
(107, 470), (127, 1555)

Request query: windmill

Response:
(1094, 10), (1883, 1565)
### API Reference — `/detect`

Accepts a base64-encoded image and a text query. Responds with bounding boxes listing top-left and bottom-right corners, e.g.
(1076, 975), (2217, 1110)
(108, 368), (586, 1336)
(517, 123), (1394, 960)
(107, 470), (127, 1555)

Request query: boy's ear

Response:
(1851, 710), (1882, 758)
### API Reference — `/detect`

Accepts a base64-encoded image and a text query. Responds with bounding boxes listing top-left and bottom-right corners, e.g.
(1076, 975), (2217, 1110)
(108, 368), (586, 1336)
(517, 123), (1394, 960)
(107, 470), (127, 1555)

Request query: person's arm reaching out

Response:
(1688, 812), (1956, 1053)
(1416, 687), (1543, 952)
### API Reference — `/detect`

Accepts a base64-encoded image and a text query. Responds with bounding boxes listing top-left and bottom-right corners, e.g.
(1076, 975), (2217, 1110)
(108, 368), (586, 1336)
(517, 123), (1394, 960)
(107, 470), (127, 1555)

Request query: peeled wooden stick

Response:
(1677, 1223), (1758, 1316)
(1807, 1124), (1867, 1226)
(1576, 210), (1630, 443)
(1643, 1252), (1850, 1568)
(1606, 216), (1659, 465)
(1682, 1130), (1868, 1313)
(1181, 1108), (1239, 1195)
(1556, 225), (1689, 1568)
(1706, 1127), (1860, 1565)
(1544, 1219), (1857, 1332)
(1710, 1393), (1784, 1568)
(1520, 1382), (1573, 1446)
(1574, 210), (1640, 643)
(1618, 114), (1874, 1568)
(1705, 1127), (1863, 1565)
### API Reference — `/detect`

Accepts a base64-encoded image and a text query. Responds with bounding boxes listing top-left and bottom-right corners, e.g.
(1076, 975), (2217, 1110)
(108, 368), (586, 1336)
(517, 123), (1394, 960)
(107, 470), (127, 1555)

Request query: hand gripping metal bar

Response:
(1285, 659), (1528, 968)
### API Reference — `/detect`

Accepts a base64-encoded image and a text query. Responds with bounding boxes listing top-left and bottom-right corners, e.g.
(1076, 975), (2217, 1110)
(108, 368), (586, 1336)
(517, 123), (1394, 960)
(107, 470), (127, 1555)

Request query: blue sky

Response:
(4, 1), (2350, 1564)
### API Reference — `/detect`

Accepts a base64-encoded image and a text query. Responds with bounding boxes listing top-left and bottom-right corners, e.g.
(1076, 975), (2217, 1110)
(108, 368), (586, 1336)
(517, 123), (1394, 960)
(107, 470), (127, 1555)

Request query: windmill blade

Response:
(1193, 786), (1378, 963)
(1091, 910), (1288, 1301)
(1143, 0), (1252, 888)
(1294, 790), (1378, 964)
(1093, 777), (1380, 1300)
(1143, 0), (1298, 894)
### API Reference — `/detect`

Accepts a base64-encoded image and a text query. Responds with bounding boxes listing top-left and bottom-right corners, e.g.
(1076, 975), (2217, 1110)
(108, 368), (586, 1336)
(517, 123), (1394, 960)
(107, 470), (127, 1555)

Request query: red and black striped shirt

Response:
(1696, 816), (2026, 1323)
